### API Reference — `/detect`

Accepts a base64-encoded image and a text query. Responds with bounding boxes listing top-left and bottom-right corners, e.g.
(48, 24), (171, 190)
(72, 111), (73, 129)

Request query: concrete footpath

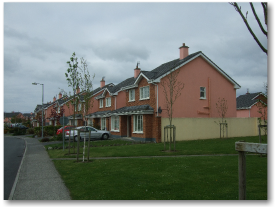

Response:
(9, 137), (71, 200)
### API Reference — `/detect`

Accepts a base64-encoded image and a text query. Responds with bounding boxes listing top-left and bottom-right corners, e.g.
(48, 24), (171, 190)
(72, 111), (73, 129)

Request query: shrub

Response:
(13, 128), (26, 136)
(4, 129), (8, 134)
(56, 133), (63, 141)
(27, 128), (35, 134)
(41, 137), (50, 142)
(9, 128), (15, 133)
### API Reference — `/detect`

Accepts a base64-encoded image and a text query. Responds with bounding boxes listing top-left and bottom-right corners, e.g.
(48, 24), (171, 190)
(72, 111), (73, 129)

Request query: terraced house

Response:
(33, 43), (240, 142)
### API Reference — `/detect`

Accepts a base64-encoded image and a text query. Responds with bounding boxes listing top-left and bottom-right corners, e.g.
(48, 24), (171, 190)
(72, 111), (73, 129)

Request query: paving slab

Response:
(10, 137), (71, 200)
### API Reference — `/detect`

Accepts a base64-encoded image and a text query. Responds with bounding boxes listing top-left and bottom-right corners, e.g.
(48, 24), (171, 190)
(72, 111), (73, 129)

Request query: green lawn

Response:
(48, 136), (267, 200)
(53, 155), (267, 200)
(46, 136), (267, 159)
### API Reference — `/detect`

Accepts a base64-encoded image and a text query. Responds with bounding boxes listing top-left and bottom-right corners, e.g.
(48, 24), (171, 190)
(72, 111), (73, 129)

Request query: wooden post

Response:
(235, 142), (267, 200)
(238, 151), (246, 200)
(77, 130), (80, 162)
(87, 132), (90, 162)
(259, 125), (261, 143)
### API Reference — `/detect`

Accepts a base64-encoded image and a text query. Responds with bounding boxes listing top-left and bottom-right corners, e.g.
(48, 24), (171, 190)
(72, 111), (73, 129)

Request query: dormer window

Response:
(106, 97), (111, 107)
(140, 86), (150, 100)
(200, 87), (206, 99)
(129, 89), (135, 102)
(99, 99), (103, 108)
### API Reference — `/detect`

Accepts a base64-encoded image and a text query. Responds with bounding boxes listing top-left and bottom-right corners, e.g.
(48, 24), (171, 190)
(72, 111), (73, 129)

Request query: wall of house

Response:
(237, 109), (250, 118)
(116, 91), (126, 109)
(161, 117), (265, 141)
(158, 56), (237, 119)
(250, 102), (267, 119)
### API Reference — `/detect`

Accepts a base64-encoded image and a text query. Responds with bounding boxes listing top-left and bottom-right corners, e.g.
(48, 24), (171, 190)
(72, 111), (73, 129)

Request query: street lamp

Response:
(32, 82), (44, 138)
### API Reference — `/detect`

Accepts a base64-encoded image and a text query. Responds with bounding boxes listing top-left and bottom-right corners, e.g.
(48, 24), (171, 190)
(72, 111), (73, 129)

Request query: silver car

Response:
(65, 126), (110, 141)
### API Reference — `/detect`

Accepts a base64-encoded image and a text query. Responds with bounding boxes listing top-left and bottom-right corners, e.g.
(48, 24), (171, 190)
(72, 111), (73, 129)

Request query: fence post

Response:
(238, 151), (246, 200)
(235, 142), (267, 200)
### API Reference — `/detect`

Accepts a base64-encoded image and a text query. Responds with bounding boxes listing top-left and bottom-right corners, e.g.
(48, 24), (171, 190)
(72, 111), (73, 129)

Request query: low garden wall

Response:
(161, 117), (265, 141)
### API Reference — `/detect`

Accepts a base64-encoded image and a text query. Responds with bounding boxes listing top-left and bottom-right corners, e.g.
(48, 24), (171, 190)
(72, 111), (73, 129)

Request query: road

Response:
(4, 136), (26, 200)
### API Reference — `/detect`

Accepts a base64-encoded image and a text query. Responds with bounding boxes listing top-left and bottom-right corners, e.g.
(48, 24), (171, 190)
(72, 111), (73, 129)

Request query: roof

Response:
(86, 105), (154, 118)
(4, 112), (21, 118)
(236, 92), (265, 109)
(104, 51), (240, 94)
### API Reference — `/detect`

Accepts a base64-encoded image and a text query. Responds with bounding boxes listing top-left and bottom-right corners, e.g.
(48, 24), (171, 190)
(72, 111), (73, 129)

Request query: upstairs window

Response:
(99, 99), (103, 108)
(200, 87), (206, 99)
(106, 97), (111, 107)
(140, 86), (150, 100)
(78, 103), (82, 111)
(129, 89), (135, 102)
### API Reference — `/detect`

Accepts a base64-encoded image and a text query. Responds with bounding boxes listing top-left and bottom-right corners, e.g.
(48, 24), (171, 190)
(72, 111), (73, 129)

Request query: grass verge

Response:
(53, 155), (267, 200)
(47, 136), (267, 159)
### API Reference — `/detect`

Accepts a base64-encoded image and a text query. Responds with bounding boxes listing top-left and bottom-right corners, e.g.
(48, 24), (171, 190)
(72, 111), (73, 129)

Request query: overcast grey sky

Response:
(3, 1), (268, 113)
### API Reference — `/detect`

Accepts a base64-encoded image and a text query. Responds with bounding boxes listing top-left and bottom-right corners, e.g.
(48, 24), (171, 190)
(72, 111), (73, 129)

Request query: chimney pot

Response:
(53, 96), (56, 102)
(100, 77), (105, 88)
(179, 43), (189, 60)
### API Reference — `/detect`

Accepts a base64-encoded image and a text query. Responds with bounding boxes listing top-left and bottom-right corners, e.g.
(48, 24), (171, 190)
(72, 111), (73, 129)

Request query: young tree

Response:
(78, 57), (95, 162)
(160, 67), (185, 151)
(230, 2), (267, 54)
(216, 97), (228, 138)
(65, 52), (81, 128)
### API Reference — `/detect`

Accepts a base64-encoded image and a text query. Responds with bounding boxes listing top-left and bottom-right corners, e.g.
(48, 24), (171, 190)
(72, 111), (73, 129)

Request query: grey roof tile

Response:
(236, 92), (262, 109)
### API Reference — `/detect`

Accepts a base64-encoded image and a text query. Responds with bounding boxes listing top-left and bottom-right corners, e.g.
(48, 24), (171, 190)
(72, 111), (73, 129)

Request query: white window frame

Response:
(111, 116), (120, 132)
(200, 87), (206, 99)
(133, 115), (143, 133)
(58, 107), (60, 113)
(78, 103), (82, 111)
(99, 99), (103, 108)
(88, 118), (93, 127)
(129, 89), (135, 102)
(101, 118), (106, 130)
(105, 97), (111, 107)
(139, 86), (150, 100)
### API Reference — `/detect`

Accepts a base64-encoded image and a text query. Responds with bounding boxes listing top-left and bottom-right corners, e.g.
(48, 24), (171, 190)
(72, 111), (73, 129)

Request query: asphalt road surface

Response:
(4, 136), (25, 200)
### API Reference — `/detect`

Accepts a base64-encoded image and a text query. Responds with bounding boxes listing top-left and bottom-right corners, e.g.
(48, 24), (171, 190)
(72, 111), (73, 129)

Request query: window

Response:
(200, 87), (206, 99)
(88, 118), (93, 126)
(101, 118), (106, 130)
(111, 116), (120, 131)
(78, 103), (82, 111)
(99, 99), (103, 108)
(58, 107), (60, 113)
(129, 89), (135, 102)
(133, 115), (143, 132)
(106, 97), (111, 107)
(140, 86), (150, 100)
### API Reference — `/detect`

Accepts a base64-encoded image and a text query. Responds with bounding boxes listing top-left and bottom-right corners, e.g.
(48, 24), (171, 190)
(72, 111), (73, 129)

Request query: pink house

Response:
(34, 43), (240, 142)
(236, 92), (267, 118)
(81, 43), (240, 142)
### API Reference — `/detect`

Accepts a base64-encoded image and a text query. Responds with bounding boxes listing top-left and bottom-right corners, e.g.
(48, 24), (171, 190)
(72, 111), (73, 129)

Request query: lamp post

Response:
(32, 82), (44, 138)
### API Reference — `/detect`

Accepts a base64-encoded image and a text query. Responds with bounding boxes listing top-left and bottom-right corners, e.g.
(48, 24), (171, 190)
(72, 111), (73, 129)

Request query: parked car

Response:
(56, 125), (75, 135)
(65, 126), (110, 141)
(18, 125), (28, 129)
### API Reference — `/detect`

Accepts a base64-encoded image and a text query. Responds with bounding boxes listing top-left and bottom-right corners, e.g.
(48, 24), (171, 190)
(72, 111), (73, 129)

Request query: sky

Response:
(3, 1), (268, 113)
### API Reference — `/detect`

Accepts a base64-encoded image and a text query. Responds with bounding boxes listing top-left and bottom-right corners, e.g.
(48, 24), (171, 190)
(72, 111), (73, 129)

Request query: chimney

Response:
(134, 62), (141, 78)
(53, 96), (56, 102)
(100, 77), (105, 88)
(179, 43), (189, 60)
(59, 92), (62, 99)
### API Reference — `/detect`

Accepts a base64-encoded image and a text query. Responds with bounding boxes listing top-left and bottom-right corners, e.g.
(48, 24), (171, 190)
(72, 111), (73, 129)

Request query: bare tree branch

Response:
(230, 2), (267, 55)
(250, 2), (267, 36)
